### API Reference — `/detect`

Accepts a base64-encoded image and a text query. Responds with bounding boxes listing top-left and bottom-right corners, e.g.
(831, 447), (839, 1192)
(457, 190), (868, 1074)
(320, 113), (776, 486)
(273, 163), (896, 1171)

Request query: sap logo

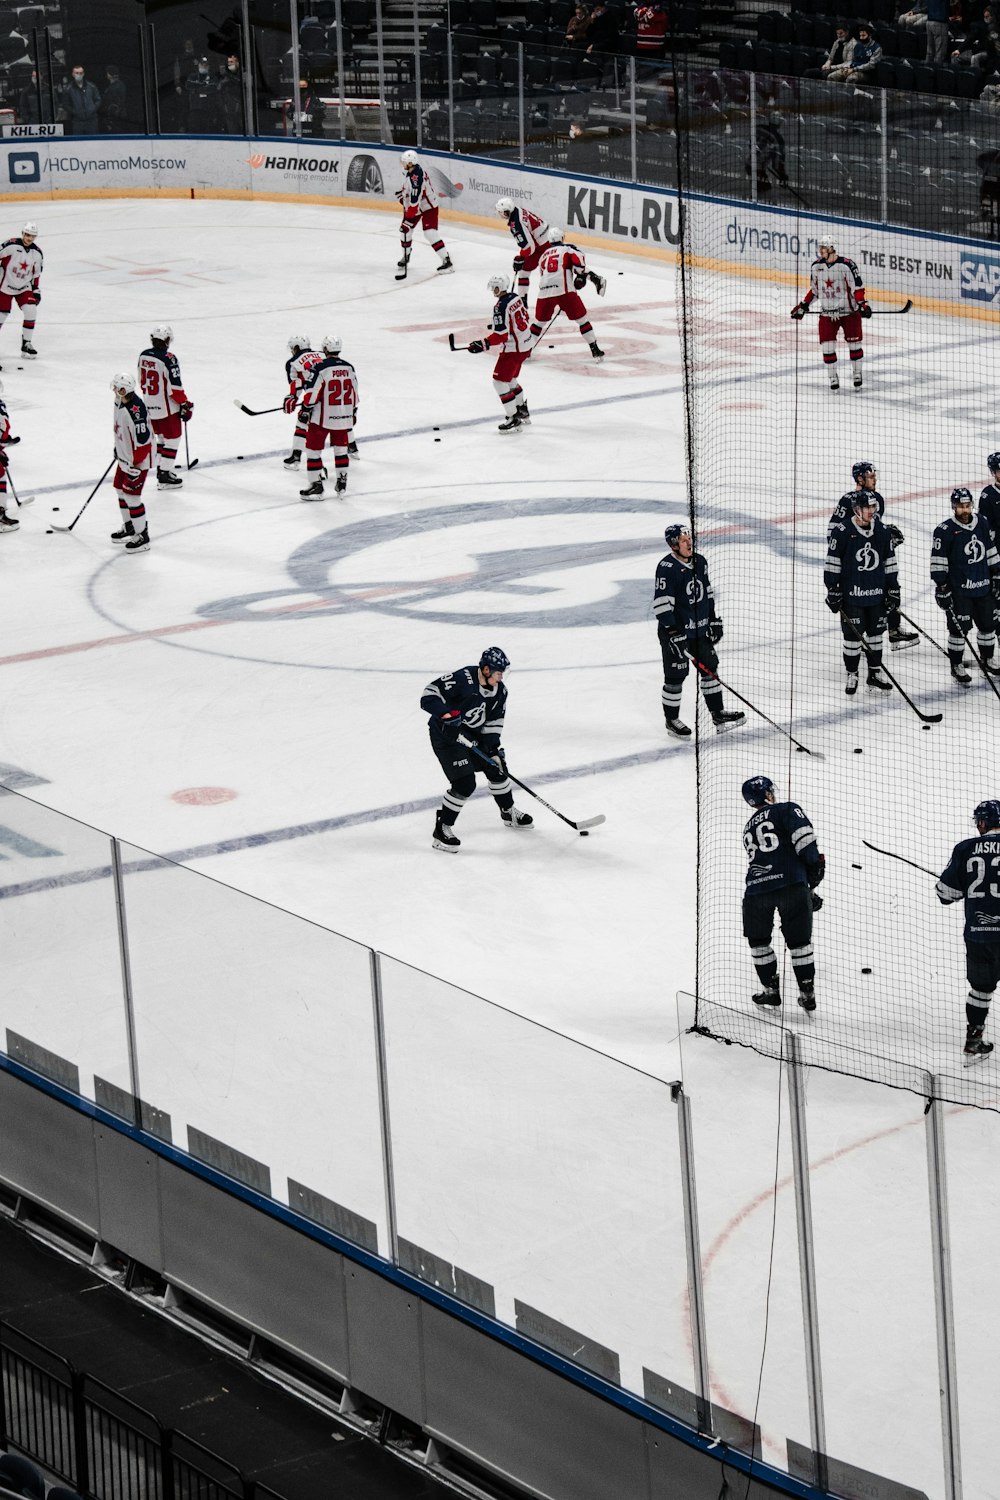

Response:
(8, 151), (40, 184)
(959, 252), (1000, 303)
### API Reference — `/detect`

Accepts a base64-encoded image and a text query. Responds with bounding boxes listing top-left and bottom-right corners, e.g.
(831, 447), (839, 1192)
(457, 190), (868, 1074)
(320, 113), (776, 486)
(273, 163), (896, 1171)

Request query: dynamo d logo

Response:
(856, 541), (878, 571)
(8, 151), (40, 183)
(960, 250), (1000, 304)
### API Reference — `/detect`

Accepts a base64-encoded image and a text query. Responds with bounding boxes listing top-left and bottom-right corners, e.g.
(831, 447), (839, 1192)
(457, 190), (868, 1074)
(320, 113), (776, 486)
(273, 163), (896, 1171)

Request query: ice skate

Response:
(964, 1026), (994, 1063)
(501, 806), (534, 830)
(432, 816), (460, 852)
(516, 402), (530, 426)
(348, 440), (358, 457)
(590, 271), (607, 296)
(853, 367), (863, 389)
(950, 661), (972, 686)
(889, 625), (918, 650)
(845, 671), (859, 696)
(20, 339), (36, 359)
(124, 528), (149, 553)
(0, 509), (19, 533)
(110, 524), (135, 544)
(866, 668), (892, 691)
(335, 471), (348, 495)
(665, 716), (691, 738)
(797, 982), (817, 1013)
(157, 468), (182, 489)
(711, 708), (745, 732)
(828, 370), (840, 391)
(498, 412), (522, 433)
(283, 450), (301, 467)
(300, 478), (325, 500)
(589, 342), (605, 360)
(436, 254), (454, 274)
(752, 985), (781, 1008)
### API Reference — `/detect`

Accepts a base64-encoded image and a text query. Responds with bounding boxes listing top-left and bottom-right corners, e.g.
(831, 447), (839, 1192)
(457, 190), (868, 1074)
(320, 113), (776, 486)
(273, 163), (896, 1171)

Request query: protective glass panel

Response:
(380, 955), (695, 1401)
(120, 844), (386, 1251)
(0, 789), (128, 1104)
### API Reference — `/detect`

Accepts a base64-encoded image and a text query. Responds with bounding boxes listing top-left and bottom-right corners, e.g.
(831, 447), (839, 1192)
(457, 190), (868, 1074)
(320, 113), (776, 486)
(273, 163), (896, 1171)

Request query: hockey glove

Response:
(0, 449), (7, 472)
(825, 589), (842, 614)
(665, 627), (688, 666)
(283, 394), (298, 414)
(178, 401), (194, 422)
(438, 710), (463, 740)
(467, 340), (486, 354)
(810, 891), (824, 912)
(707, 618), (724, 645)
(885, 587), (901, 613)
(119, 470), (144, 496)
(807, 852), (826, 888)
(934, 584), (953, 611)
(992, 573), (1000, 602)
(885, 523), (905, 548)
(512, 255), (526, 271)
(857, 300), (872, 318)
(573, 271), (588, 290)
(790, 302), (807, 320)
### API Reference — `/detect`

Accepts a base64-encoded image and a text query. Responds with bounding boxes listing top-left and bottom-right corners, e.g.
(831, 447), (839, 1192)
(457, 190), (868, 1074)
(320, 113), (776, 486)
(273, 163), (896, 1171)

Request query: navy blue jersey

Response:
(828, 488), (885, 538)
(978, 482), (1000, 545)
(930, 514), (999, 600)
(652, 551), (717, 636)
(421, 664), (506, 751)
(937, 834), (1000, 942)
(743, 801), (821, 893)
(824, 516), (897, 606)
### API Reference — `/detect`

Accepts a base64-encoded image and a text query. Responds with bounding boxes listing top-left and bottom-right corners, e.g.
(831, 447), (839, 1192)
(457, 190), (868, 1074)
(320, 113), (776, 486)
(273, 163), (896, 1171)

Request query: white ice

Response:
(1, 196), (998, 1499)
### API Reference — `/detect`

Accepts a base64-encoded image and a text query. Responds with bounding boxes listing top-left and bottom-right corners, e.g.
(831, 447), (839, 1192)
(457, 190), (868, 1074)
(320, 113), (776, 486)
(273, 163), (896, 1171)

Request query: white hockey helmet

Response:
(320, 334), (342, 354)
(495, 198), (514, 217)
(150, 324), (172, 344)
(547, 226), (564, 243)
(818, 236), (836, 254)
(21, 221), (37, 239)
(110, 372), (135, 396)
(487, 272), (508, 296)
(287, 333), (310, 352)
(400, 149), (418, 169)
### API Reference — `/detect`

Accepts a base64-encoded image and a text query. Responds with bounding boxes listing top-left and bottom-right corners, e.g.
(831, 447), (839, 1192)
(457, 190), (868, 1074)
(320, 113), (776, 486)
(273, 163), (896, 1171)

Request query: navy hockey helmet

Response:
(974, 800), (1000, 831)
(950, 487), (974, 509)
(852, 460), (876, 483)
(989, 452), (1000, 476)
(480, 646), (510, 674)
(742, 776), (775, 807)
(663, 522), (691, 549)
(851, 490), (875, 514)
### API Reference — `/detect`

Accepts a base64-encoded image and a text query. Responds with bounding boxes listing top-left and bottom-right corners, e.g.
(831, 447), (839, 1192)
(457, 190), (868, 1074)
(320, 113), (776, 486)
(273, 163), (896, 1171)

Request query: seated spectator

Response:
(953, 4), (1000, 71)
(806, 21), (855, 78)
(837, 19), (881, 81)
(564, 2), (591, 47)
(634, 0), (668, 60)
(583, 0), (621, 56)
(99, 64), (126, 131)
(298, 77), (325, 136)
(17, 69), (43, 123)
(898, 0), (928, 27)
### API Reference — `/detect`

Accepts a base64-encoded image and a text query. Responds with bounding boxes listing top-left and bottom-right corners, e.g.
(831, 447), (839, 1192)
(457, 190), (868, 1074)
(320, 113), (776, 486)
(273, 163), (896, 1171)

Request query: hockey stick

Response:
(183, 422), (198, 471)
(50, 458), (114, 533)
(467, 743), (605, 833)
(861, 839), (937, 879)
(838, 611), (943, 723)
(688, 655), (824, 759)
(807, 300), (911, 315)
(898, 609), (949, 659)
(955, 617), (1000, 705)
(6, 471), (34, 507)
(234, 400), (283, 416)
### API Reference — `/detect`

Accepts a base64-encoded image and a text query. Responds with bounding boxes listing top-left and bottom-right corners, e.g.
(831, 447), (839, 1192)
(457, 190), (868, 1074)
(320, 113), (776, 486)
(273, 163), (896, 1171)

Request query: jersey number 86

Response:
(744, 821), (779, 861)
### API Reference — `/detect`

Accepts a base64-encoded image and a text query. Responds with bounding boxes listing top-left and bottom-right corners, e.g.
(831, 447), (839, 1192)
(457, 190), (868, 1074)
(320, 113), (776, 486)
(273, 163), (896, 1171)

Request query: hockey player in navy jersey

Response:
(652, 523), (745, 738)
(825, 491), (897, 695)
(930, 487), (1000, 685)
(827, 462), (916, 649)
(936, 800), (1000, 1058)
(978, 453), (1000, 633)
(421, 647), (532, 851)
(741, 776), (824, 1011)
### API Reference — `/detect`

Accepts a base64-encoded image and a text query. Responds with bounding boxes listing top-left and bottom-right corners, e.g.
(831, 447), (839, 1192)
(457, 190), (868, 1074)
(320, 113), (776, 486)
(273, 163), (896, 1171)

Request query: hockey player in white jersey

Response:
(791, 238), (871, 390)
(137, 326), (193, 488)
(282, 335), (326, 469)
(529, 229), (605, 359)
(297, 335), (359, 499)
(0, 222), (43, 363)
(395, 151), (453, 280)
(110, 373), (153, 552)
(466, 274), (535, 432)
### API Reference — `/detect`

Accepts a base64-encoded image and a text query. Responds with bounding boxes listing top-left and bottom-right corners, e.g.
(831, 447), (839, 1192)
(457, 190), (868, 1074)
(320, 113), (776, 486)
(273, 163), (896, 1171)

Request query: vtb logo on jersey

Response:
(966, 536), (986, 564)
(856, 541), (878, 572)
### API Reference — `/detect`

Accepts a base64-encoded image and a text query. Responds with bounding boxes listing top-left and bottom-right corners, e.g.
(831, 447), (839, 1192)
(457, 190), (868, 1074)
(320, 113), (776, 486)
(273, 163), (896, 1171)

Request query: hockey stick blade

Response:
(839, 611), (942, 722)
(448, 333), (457, 351)
(467, 743), (604, 832)
(234, 400), (283, 417)
(574, 814), (607, 831)
(187, 458), (199, 470)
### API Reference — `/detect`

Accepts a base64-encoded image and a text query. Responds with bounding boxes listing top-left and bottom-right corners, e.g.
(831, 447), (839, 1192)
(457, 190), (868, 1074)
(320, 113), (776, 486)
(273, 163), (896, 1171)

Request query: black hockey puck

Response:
(52, 506), (59, 511)
(852, 862), (862, 869)
(862, 967), (872, 975)
(433, 426), (439, 431)
(434, 438), (441, 442)
(922, 724), (931, 730)
(45, 528), (52, 534)
(579, 830), (589, 837)
(237, 455), (244, 460)
(854, 747), (862, 753)
(548, 344), (554, 348)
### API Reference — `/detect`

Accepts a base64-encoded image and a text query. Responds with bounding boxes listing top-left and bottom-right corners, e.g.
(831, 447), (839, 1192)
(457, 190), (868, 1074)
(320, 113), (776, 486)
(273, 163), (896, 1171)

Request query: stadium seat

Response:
(0, 1456), (45, 1500)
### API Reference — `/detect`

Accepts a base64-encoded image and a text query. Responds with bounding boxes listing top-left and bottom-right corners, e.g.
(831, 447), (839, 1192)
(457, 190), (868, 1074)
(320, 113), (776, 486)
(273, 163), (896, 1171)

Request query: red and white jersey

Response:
(804, 255), (865, 317)
(301, 356), (359, 430)
(114, 393), (153, 471)
(486, 291), (534, 354)
(537, 242), (586, 299)
(0, 397), (10, 444)
(285, 348), (324, 396)
(506, 206), (549, 255)
(0, 237), (42, 296)
(401, 163), (438, 215)
(137, 347), (189, 420)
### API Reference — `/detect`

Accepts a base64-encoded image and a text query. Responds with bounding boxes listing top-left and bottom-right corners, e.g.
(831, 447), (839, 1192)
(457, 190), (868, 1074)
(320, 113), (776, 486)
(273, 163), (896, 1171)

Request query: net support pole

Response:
(376, 0), (390, 144)
(749, 73), (757, 204)
(289, 0), (302, 139)
(629, 55), (637, 184)
(370, 950), (399, 1264)
(447, 38), (455, 154)
(671, 1081), (713, 1433)
(517, 42), (525, 164)
(240, 0), (255, 137)
(785, 1031), (827, 1492)
(334, 0), (346, 138)
(925, 1079), (963, 1500)
(880, 87), (888, 223)
(413, 0), (422, 147)
(110, 837), (142, 1130)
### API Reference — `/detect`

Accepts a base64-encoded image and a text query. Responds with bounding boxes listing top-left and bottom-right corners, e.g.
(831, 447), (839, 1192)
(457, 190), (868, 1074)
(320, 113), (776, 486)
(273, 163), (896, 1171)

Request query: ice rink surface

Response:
(2, 196), (1000, 1497)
